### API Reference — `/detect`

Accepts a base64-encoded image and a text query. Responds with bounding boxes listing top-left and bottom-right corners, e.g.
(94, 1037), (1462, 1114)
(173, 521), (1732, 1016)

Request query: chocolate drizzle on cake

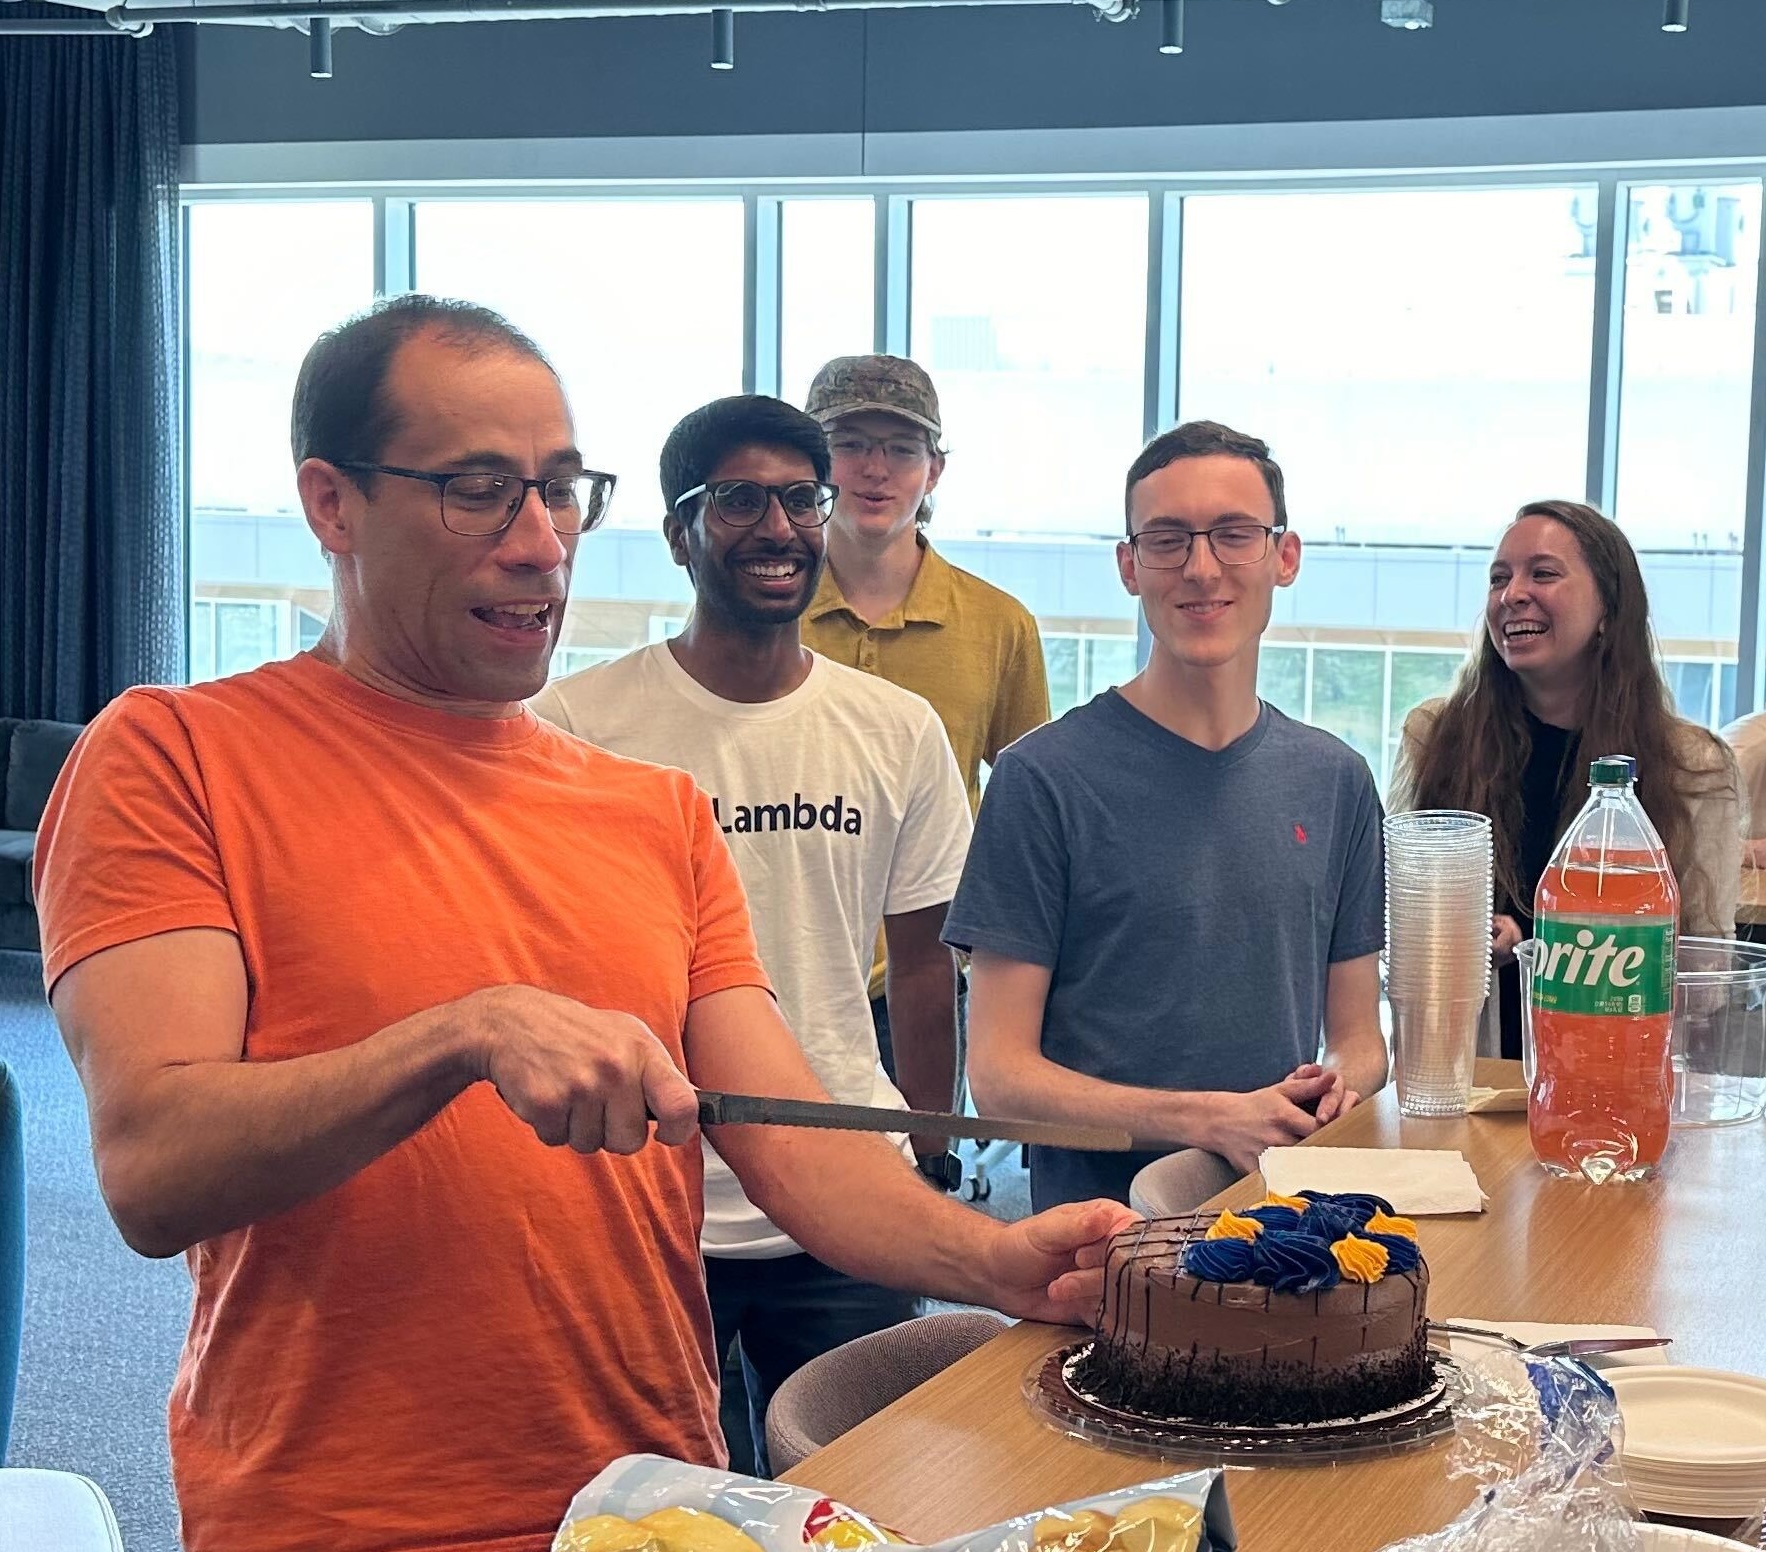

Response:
(1077, 1205), (1433, 1429)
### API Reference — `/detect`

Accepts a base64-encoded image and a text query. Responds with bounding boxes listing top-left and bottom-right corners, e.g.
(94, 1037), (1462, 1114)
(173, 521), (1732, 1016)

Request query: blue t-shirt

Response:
(942, 691), (1385, 1209)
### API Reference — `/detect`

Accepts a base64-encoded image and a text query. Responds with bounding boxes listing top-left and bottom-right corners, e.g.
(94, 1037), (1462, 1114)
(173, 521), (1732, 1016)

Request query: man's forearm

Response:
(94, 1008), (477, 1258)
(1331, 1034), (1390, 1101)
(884, 951), (958, 1150)
(969, 1045), (1216, 1153)
(726, 1123), (1008, 1304)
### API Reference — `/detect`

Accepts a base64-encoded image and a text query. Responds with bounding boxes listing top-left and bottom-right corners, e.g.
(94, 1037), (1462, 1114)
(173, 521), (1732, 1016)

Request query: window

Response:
(909, 196), (1148, 547)
(1044, 631), (1139, 718)
(1664, 659), (1716, 725)
(296, 607), (327, 653)
(187, 200), (373, 682)
(1181, 188), (1595, 548)
(1183, 188), (1596, 775)
(1258, 646), (1308, 720)
(417, 198), (744, 668)
(1615, 183), (1760, 551)
(1614, 182), (1757, 724)
(1309, 648), (1386, 777)
(780, 199), (874, 409)
(190, 598), (290, 684)
(416, 200), (743, 531)
(1257, 641), (1462, 790)
(549, 645), (627, 678)
(1387, 649), (1463, 782)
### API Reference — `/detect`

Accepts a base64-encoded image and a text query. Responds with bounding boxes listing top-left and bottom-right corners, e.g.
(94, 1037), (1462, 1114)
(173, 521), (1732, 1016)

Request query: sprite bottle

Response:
(1529, 755), (1678, 1183)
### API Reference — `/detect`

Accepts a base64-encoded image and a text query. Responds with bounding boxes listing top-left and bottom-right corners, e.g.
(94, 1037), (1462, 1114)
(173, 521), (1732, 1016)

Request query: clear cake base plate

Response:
(1024, 1341), (1460, 1464)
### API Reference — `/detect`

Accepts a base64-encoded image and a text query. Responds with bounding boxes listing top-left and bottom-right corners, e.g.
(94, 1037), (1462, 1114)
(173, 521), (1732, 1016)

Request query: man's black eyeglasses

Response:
(335, 462), (617, 537)
(674, 480), (840, 529)
(1126, 523), (1283, 569)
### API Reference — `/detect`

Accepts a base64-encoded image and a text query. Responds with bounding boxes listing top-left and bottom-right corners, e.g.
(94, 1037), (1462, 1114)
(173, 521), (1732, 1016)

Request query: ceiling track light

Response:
(1159, 0), (1182, 53)
(1662, 0), (1690, 32)
(711, 6), (733, 69)
(308, 15), (331, 76)
(1380, 0), (1433, 28)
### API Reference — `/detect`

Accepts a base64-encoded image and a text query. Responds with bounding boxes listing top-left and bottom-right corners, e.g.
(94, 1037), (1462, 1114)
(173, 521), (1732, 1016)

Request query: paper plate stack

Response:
(1609, 1366), (1766, 1520)
(1635, 1528), (1757, 1550)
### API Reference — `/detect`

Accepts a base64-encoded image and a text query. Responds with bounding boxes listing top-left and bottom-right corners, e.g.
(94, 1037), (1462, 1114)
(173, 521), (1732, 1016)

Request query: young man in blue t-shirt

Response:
(942, 421), (1390, 1210)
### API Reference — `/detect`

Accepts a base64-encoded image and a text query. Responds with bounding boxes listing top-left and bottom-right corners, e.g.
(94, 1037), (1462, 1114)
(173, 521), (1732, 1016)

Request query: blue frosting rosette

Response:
(1363, 1231), (1422, 1274)
(1251, 1229), (1342, 1293)
(1240, 1203), (1304, 1233)
(1180, 1191), (1413, 1290)
(1181, 1237), (1257, 1283)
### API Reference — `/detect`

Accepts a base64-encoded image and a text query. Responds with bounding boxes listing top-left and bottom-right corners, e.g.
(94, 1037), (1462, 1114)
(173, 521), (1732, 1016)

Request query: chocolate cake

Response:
(1075, 1192), (1431, 1427)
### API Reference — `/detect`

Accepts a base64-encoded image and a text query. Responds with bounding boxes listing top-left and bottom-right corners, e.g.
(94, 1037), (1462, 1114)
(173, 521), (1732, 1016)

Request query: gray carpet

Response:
(1, 949), (187, 1552)
(0, 949), (1029, 1549)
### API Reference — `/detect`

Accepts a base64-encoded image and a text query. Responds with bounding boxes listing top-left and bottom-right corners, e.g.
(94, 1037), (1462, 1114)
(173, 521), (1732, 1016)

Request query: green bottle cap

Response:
(1590, 754), (1637, 785)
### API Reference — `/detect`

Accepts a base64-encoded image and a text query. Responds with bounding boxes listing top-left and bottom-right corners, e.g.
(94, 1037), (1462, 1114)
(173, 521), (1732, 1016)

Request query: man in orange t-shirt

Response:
(33, 295), (1137, 1552)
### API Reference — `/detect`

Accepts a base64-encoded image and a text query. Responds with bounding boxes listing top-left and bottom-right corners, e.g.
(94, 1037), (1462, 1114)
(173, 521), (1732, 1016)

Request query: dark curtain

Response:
(1, 8), (183, 723)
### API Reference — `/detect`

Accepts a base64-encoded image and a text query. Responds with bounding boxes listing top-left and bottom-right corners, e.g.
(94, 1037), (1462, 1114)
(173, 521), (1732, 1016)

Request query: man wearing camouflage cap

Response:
(801, 355), (1050, 1136)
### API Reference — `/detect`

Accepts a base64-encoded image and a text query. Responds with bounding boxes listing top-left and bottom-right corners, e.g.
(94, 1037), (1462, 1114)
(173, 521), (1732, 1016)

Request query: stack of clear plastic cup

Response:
(1383, 810), (1493, 1117)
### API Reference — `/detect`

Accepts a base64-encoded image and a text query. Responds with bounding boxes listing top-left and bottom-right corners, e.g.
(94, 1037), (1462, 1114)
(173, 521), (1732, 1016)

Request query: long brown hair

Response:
(1408, 500), (1730, 923)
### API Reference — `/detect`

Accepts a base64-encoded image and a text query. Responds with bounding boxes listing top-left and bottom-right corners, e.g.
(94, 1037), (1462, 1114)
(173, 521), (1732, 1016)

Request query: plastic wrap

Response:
(1377, 1349), (1642, 1552)
(552, 1456), (1236, 1552)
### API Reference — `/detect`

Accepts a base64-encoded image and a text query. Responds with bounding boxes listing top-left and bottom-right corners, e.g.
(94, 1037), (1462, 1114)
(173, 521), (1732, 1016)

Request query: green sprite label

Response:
(1531, 914), (1675, 1017)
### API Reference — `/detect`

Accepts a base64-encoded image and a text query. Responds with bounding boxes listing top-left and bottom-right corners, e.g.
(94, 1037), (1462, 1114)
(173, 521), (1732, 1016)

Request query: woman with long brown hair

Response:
(1392, 499), (1743, 1059)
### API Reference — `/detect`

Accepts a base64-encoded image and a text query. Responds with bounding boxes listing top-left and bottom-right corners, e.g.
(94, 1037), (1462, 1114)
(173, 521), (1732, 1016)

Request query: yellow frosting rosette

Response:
(1202, 1208), (1262, 1242)
(1330, 1232), (1390, 1283)
(1364, 1208), (1418, 1240)
(1255, 1192), (1310, 1213)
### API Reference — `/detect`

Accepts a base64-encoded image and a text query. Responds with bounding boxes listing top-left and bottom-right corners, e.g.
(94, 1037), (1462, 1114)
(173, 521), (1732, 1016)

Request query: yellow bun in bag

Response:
(552, 1515), (664, 1552)
(1097, 1499), (1203, 1552)
(1032, 1508), (1115, 1552)
(635, 1508), (769, 1552)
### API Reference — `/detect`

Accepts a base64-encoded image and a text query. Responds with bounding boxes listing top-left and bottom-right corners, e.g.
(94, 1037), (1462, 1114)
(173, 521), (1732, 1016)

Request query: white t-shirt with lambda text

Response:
(530, 643), (973, 1258)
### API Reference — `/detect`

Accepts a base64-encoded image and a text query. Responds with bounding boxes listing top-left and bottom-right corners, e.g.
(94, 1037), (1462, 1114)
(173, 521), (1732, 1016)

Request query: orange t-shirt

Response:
(34, 653), (771, 1552)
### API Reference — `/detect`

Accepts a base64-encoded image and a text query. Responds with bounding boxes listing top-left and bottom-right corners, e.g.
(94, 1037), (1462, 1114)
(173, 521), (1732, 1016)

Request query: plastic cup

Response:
(1383, 811), (1494, 1111)
(1391, 994), (1483, 1116)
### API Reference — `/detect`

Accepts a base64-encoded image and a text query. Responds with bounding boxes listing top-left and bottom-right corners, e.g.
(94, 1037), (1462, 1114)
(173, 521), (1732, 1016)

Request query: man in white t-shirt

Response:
(531, 394), (972, 1474)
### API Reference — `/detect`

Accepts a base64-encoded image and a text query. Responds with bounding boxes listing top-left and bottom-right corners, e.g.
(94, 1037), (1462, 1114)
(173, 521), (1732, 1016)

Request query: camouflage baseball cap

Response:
(804, 354), (941, 438)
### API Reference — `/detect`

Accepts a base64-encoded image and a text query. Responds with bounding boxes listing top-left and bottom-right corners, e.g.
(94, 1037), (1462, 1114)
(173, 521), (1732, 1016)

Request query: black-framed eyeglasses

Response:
(674, 479), (840, 529)
(335, 461), (617, 537)
(1126, 523), (1282, 569)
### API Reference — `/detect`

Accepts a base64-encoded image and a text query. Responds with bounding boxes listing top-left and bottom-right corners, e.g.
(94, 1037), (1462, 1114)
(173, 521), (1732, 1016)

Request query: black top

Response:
(1496, 710), (1582, 1057)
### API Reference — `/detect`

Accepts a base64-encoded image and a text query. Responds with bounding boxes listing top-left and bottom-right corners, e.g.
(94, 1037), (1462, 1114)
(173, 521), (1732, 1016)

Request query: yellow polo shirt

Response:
(803, 537), (1051, 998)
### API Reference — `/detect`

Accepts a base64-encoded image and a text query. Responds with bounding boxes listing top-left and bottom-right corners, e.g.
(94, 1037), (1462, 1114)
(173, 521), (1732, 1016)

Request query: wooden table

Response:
(783, 1060), (1766, 1550)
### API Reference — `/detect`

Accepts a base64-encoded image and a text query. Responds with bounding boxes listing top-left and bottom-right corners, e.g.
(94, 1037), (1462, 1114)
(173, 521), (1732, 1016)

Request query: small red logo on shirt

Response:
(1294, 824), (1308, 845)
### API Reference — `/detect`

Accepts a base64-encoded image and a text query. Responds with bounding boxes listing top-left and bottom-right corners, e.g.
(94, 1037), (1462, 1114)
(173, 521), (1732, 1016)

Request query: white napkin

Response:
(1258, 1145), (1487, 1214)
(1441, 1320), (1668, 1368)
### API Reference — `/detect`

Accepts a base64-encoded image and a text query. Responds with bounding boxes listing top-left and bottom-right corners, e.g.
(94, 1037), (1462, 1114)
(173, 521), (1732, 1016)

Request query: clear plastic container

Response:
(1517, 935), (1766, 1127)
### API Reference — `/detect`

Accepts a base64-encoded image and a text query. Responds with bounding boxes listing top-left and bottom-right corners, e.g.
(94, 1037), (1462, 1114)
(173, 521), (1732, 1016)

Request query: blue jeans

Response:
(704, 1251), (919, 1478)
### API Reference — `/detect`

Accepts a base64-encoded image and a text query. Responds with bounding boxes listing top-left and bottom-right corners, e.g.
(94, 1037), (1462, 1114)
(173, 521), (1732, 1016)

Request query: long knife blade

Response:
(694, 1090), (1135, 1153)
